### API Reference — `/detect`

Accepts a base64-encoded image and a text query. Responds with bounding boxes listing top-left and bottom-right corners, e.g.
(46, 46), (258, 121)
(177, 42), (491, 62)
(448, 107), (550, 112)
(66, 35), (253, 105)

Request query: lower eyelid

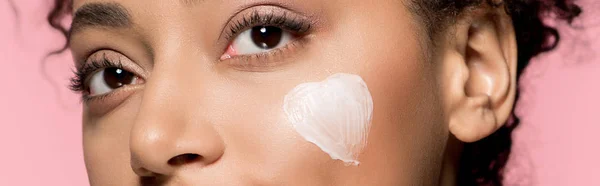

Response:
(83, 84), (144, 115)
(222, 36), (311, 71)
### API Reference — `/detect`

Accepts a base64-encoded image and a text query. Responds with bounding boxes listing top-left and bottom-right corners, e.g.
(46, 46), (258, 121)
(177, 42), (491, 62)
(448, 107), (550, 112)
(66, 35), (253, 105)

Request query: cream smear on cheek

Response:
(283, 73), (373, 166)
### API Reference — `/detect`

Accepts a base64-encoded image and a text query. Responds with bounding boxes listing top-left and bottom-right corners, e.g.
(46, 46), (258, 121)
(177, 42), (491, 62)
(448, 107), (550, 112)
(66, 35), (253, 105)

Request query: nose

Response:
(129, 63), (225, 177)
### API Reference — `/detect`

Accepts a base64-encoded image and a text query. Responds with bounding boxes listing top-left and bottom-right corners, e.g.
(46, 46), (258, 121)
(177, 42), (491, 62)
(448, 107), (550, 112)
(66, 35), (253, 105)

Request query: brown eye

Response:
(251, 26), (283, 49)
(227, 25), (292, 56)
(88, 67), (139, 96)
(103, 67), (135, 89)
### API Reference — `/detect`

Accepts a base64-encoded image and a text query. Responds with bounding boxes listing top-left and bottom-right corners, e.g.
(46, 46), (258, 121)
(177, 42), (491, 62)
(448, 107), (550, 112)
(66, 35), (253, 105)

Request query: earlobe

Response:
(442, 6), (518, 143)
(448, 94), (498, 142)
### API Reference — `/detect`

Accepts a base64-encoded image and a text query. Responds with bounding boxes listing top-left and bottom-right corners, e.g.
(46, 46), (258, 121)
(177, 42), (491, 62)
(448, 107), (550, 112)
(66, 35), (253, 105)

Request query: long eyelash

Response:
(69, 54), (123, 94)
(224, 10), (312, 41)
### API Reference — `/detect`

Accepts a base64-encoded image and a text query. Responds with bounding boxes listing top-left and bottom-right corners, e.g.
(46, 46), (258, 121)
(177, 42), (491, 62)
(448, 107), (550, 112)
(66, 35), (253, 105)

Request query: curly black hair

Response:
(47, 0), (581, 185)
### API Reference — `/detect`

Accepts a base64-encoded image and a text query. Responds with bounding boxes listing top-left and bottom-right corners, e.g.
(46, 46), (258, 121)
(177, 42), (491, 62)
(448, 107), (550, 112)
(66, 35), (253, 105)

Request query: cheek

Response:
(82, 94), (142, 185)
(201, 75), (338, 183)
(345, 43), (447, 184)
(283, 73), (373, 166)
(309, 2), (448, 183)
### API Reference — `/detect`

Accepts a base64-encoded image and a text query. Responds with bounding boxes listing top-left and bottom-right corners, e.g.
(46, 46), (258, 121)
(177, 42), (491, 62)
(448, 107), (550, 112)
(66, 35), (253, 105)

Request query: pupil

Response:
(251, 26), (283, 49)
(103, 67), (134, 89)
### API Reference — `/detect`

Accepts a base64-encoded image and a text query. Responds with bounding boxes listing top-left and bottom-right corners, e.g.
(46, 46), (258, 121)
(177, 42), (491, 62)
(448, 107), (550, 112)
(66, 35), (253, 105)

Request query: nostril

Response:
(167, 153), (201, 166)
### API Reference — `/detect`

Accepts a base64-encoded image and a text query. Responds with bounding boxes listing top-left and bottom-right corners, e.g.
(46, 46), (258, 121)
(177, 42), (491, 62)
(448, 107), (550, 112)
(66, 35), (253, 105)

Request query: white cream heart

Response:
(283, 73), (373, 166)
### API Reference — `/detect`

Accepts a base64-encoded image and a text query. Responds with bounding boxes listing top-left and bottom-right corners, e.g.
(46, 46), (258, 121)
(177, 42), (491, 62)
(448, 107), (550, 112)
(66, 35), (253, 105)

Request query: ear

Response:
(441, 5), (518, 143)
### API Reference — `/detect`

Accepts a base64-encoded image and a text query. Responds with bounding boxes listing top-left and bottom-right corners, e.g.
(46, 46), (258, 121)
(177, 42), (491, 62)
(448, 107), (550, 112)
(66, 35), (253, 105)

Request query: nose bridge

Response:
(129, 53), (224, 176)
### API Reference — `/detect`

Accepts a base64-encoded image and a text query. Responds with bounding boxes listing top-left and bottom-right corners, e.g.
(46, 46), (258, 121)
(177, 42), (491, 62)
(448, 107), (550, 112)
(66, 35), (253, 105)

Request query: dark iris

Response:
(103, 67), (135, 89)
(251, 26), (283, 49)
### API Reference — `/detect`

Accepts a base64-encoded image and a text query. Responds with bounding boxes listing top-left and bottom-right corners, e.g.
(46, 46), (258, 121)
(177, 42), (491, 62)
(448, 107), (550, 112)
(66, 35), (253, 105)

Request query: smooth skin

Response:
(69, 0), (517, 185)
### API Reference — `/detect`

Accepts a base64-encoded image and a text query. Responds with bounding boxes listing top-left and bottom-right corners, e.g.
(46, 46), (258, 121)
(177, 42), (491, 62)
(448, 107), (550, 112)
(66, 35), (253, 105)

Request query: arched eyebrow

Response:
(70, 2), (131, 37)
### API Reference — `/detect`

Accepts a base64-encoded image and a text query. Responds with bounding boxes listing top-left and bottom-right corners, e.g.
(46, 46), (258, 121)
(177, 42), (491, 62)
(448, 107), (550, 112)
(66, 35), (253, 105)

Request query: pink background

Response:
(1, 0), (598, 185)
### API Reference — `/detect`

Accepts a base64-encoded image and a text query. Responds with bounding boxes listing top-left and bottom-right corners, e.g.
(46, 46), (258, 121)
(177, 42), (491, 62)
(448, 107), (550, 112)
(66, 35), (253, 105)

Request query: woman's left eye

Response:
(221, 26), (293, 59)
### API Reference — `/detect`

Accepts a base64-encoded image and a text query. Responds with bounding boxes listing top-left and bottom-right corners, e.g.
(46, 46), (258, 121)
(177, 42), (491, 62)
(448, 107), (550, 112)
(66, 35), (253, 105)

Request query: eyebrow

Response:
(70, 3), (132, 37)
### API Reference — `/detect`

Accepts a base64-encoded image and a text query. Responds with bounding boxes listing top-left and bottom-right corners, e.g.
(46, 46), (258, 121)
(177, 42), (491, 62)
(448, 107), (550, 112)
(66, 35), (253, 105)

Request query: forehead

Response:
(69, 0), (325, 31)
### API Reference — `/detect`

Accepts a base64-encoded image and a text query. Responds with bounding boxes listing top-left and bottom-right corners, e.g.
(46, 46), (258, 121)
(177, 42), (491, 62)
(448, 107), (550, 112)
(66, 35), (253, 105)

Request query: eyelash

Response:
(70, 55), (124, 101)
(224, 10), (312, 42)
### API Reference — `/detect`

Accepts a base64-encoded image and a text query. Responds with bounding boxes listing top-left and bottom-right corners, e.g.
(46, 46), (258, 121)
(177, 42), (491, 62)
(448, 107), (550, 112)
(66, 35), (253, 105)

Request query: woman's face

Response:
(70, 0), (455, 185)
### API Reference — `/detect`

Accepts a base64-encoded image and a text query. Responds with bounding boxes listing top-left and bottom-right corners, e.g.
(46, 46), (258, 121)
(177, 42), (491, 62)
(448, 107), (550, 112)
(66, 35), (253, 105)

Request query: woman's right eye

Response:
(88, 67), (140, 96)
